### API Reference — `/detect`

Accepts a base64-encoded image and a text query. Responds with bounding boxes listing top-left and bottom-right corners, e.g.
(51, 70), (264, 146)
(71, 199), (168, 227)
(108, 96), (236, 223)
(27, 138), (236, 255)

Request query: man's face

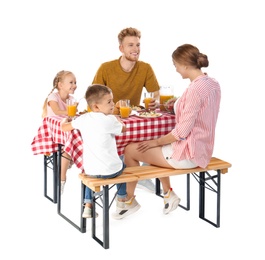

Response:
(119, 36), (141, 62)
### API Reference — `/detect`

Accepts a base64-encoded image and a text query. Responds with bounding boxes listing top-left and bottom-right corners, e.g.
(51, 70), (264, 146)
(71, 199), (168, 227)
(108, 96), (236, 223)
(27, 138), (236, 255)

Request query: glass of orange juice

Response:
(66, 98), (77, 118)
(119, 99), (130, 119)
(159, 86), (174, 111)
(144, 92), (155, 110)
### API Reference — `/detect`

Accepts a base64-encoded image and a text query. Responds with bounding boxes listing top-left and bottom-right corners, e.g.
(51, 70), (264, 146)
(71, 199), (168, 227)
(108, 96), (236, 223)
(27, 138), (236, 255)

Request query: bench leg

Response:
(155, 175), (190, 211)
(57, 144), (86, 233)
(198, 170), (221, 227)
(92, 185), (110, 249)
(44, 152), (58, 203)
(178, 174), (190, 211)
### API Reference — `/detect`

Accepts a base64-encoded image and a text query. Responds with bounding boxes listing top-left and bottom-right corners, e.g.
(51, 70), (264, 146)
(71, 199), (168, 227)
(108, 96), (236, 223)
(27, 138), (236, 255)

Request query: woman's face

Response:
(173, 60), (188, 79)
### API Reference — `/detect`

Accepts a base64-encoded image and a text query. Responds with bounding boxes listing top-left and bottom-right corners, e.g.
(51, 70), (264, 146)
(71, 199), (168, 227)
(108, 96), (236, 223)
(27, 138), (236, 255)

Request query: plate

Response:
(136, 112), (163, 118)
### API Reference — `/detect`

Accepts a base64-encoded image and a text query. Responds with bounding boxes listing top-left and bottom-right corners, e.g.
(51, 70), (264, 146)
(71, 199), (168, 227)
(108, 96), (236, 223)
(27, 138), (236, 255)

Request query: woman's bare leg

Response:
(124, 143), (173, 196)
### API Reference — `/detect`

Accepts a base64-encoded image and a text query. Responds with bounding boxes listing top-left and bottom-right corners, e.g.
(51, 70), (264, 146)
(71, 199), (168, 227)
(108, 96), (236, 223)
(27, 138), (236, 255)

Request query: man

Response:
(92, 27), (160, 193)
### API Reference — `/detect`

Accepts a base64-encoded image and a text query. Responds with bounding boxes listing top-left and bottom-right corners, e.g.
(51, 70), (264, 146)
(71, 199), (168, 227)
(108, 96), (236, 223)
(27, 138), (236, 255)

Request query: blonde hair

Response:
(42, 70), (73, 118)
(118, 27), (141, 45)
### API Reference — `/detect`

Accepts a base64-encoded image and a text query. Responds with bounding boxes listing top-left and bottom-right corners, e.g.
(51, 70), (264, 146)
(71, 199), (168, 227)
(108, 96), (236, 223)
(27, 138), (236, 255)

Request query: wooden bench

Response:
(78, 157), (232, 249)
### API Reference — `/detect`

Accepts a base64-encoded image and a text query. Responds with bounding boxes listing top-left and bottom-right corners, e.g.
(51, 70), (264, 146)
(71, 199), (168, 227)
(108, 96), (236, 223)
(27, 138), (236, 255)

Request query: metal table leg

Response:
(44, 152), (58, 203)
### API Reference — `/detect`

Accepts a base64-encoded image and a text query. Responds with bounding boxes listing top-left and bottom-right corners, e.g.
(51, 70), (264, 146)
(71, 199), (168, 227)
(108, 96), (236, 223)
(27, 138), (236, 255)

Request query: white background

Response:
(1, 0), (264, 259)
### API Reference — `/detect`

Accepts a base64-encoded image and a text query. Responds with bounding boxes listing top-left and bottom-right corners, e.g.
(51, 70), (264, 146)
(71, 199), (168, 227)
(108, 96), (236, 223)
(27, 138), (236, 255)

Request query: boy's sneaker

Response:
(112, 196), (141, 220)
(163, 188), (181, 214)
(136, 179), (155, 193)
(61, 181), (66, 195)
(82, 207), (98, 218)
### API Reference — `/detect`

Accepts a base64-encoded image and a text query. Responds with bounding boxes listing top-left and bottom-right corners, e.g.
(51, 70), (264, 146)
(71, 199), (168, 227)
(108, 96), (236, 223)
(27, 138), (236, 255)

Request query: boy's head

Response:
(85, 84), (115, 115)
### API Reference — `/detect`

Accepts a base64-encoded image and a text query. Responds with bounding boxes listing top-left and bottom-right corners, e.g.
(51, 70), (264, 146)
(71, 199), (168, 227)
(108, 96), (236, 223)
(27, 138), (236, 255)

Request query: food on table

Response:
(131, 105), (145, 111)
(138, 111), (162, 117)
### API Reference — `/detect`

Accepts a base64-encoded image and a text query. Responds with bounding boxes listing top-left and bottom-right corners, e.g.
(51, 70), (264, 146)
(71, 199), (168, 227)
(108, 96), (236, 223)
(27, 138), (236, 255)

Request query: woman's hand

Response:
(165, 97), (178, 107)
(137, 139), (158, 153)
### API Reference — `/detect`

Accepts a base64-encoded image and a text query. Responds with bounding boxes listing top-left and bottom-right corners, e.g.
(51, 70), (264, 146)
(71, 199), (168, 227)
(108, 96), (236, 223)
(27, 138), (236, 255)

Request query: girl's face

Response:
(59, 74), (77, 94)
(96, 93), (115, 115)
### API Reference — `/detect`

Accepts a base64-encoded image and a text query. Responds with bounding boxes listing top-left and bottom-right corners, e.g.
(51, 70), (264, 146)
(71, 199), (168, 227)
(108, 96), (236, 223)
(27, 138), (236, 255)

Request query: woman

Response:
(112, 44), (221, 220)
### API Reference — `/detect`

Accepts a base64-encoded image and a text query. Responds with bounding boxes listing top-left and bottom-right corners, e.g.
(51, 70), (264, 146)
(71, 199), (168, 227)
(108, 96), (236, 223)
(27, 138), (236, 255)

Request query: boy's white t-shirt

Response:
(71, 112), (123, 176)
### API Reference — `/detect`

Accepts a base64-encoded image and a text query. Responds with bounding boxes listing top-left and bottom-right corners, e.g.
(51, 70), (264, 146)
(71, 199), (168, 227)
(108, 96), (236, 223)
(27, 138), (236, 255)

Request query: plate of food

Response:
(136, 111), (163, 118)
(131, 105), (145, 112)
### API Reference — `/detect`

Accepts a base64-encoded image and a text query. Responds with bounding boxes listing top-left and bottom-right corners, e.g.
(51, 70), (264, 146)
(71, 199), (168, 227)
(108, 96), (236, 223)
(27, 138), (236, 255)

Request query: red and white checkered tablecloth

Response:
(116, 114), (175, 155)
(31, 113), (175, 171)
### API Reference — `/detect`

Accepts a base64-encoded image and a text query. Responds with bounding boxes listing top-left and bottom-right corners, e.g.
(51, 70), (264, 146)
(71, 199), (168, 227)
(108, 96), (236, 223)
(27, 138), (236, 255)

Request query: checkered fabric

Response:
(31, 114), (175, 171)
(116, 114), (175, 155)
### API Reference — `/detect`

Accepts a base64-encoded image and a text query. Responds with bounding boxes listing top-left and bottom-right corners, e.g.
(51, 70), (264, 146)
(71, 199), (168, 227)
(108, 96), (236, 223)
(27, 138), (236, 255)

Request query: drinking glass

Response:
(119, 99), (131, 119)
(66, 98), (77, 119)
(143, 92), (155, 110)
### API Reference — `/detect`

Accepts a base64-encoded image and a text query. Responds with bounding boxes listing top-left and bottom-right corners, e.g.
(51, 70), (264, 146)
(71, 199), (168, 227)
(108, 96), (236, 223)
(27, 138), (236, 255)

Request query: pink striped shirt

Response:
(171, 74), (221, 168)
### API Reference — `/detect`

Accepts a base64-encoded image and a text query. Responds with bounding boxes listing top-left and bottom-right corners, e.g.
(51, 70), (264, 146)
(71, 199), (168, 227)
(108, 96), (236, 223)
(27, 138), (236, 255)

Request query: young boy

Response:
(61, 84), (129, 218)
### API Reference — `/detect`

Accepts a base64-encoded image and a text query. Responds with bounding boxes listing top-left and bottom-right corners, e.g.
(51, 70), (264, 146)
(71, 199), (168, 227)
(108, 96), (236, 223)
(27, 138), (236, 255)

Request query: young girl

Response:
(42, 70), (77, 194)
(42, 70), (77, 118)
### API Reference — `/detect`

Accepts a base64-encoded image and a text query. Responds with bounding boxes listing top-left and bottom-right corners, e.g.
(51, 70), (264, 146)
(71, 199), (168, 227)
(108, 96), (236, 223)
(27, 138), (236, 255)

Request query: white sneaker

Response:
(136, 179), (155, 193)
(163, 189), (181, 214)
(112, 196), (141, 220)
(82, 207), (98, 218)
(61, 181), (66, 195)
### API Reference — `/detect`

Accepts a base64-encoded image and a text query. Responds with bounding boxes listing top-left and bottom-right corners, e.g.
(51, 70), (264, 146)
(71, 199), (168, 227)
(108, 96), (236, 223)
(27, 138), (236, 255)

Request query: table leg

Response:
(44, 152), (58, 203)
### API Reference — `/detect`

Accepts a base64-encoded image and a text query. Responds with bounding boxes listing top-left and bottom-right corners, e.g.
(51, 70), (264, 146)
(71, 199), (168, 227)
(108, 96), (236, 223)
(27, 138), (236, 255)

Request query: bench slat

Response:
(79, 173), (138, 192)
(79, 157), (232, 191)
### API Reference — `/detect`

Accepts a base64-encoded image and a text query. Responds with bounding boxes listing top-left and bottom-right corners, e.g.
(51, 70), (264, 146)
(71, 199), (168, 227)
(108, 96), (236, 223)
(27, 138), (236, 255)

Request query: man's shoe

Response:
(136, 179), (155, 193)
(82, 207), (98, 218)
(112, 196), (141, 220)
(163, 188), (181, 214)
